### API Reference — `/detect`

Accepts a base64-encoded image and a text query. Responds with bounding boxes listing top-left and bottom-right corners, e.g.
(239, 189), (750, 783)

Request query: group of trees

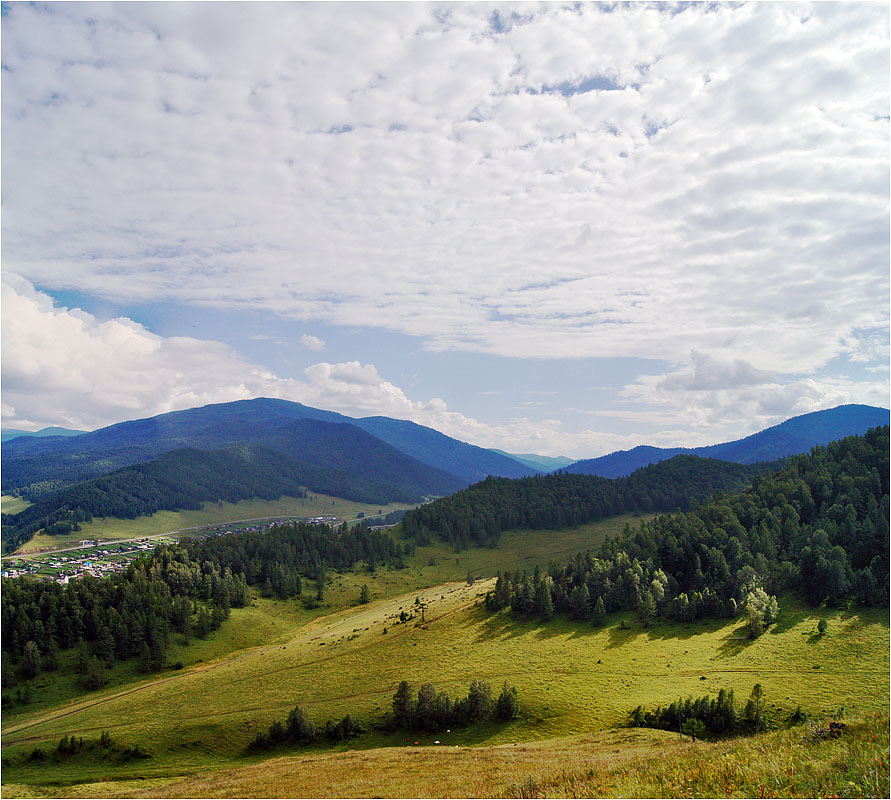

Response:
(249, 679), (520, 752)
(482, 428), (887, 630)
(390, 678), (519, 731)
(630, 684), (771, 739)
(1, 520), (406, 700)
(402, 456), (770, 550)
(249, 704), (365, 750)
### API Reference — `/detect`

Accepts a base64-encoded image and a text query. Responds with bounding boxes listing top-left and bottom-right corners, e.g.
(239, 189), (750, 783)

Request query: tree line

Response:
(250, 678), (520, 752)
(402, 455), (772, 550)
(630, 684), (779, 740)
(484, 428), (888, 631)
(1, 520), (405, 704)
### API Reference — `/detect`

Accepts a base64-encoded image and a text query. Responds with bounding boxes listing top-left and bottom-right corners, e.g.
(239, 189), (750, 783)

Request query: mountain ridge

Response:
(565, 404), (889, 478)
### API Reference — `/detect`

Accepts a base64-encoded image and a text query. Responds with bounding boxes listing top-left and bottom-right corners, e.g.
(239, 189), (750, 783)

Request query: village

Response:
(0, 514), (365, 585)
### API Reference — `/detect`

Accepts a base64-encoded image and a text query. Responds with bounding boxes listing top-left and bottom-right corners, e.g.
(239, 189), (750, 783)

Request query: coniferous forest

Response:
(1, 521), (404, 701)
(483, 427), (889, 629)
(402, 454), (776, 549)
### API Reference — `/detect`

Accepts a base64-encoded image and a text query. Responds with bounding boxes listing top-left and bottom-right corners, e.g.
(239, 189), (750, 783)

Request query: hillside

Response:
(351, 417), (535, 482)
(567, 404), (889, 477)
(0, 398), (531, 495)
(1, 421), (463, 552)
(403, 454), (773, 549)
(1, 429), (888, 798)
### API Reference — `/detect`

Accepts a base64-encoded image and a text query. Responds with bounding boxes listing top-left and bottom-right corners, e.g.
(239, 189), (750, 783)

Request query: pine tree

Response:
(537, 579), (554, 620)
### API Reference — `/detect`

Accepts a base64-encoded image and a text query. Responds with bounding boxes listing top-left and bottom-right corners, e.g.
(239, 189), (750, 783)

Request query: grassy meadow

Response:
(2, 516), (888, 797)
(1, 496), (32, 516)
(10, 493), (414, 554)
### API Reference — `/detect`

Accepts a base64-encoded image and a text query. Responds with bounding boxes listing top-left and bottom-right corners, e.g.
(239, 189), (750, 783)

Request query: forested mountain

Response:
(566, 404), (889, 478)
(3, 420), (461, 549)
(1, 397), (531, 494)
(402, 455), (773, 550)
(488, 426), (889, 628)
(1, 423), (464, 552)
(352, 417), (534, 482)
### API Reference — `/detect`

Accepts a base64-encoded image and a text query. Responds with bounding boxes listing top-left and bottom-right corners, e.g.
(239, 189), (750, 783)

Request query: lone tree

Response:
(743, 588), (779, 638)
(359, 584), (370, 604)
(817, 618), (828, 636)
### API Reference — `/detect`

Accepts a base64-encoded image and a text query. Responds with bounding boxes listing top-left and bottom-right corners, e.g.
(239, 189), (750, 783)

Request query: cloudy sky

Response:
(2, 1), (888, 458)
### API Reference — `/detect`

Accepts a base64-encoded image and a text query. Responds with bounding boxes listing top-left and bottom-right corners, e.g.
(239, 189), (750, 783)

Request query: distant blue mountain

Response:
(489, 449), (575, 473)
(1, 397), (532, 494)
(0, 426), (86, 443)
(353, 417), (534, 483)
(565, 404), (890, 478)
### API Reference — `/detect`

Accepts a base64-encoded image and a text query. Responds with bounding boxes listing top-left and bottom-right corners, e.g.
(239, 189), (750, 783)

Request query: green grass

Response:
(2, 516), (630, 721)
(13, 493), (414, 554)
(2, 518), (887, 796)
(1, 495), (32, 515)
(9, 713), (882, 799)
(2, 581), (887, 789)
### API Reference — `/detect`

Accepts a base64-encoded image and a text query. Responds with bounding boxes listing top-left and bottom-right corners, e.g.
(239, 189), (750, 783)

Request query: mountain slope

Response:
(566, 404), (889, 478)
(402, 454), (772, 548)
(353, 417), (535, 483)
(1, 398), (531, 493)
(2, 421), (464, 551)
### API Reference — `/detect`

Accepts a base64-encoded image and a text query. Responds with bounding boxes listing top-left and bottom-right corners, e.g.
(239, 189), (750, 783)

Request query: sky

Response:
(1, 1), (888, 459)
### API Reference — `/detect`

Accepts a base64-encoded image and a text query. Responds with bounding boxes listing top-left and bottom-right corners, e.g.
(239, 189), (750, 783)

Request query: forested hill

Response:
(490, 426), (889, 629)
(566, 404), (889, 478)
(402, 455), (774, 549)
(1, 424), (463, 552)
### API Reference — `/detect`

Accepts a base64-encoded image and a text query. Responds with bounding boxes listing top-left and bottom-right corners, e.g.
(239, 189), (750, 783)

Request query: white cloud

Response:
(3, 276), (887, 458)
(621, 351), (890, 435)
(0, 2), (886, 379)
(300, 334), (326, 351)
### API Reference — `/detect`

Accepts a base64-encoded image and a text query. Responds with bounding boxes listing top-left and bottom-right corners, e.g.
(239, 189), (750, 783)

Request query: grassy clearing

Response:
(2, 516), (630, 723)
(13, 493), (414, 553)
(1, 495), (32, 515)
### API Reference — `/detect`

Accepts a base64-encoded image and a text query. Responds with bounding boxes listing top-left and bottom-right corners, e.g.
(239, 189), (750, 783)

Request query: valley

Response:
(1, 515), (888, 797)
(1, 405), (888, 798)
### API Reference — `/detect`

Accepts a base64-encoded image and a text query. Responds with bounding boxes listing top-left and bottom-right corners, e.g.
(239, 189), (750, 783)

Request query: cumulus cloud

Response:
(0, 275), (777, 457)
(0, 2), (886, 377)
(300, 334), (326, 351)
(621, 351), (890, 435)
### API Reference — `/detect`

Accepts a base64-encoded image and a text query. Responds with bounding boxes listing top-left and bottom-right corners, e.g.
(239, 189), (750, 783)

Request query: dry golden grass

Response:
(11, 714), (884, 799)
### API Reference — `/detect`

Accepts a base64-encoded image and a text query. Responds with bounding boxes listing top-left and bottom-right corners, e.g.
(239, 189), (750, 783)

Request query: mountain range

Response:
(565, 404), (889, 478)
(2, 399), (887, 553)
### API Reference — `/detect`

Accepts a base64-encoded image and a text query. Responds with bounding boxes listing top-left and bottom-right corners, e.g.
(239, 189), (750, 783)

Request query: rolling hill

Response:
(566, 404), (889, 477)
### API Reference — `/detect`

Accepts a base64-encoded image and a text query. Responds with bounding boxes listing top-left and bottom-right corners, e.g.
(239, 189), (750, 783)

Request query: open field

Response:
(6, 713), (885, 799)
(1, 516), (637, 722)
(2, 518), (887, 797)
(2, 573), (887, 793)
(1, 495), (32, 516)
(12, 493), (414, 554)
